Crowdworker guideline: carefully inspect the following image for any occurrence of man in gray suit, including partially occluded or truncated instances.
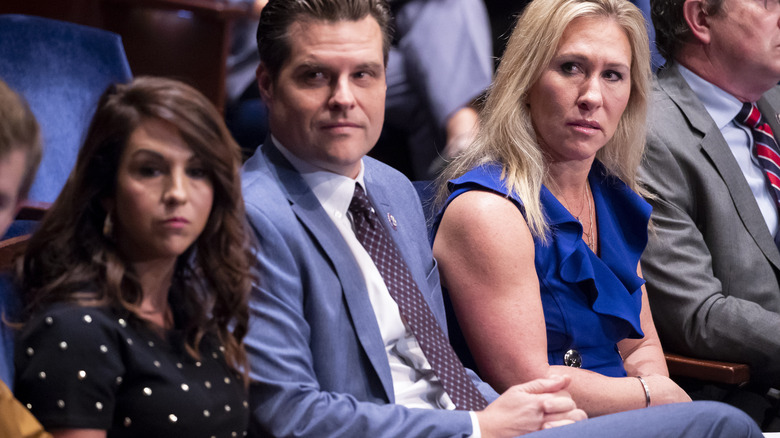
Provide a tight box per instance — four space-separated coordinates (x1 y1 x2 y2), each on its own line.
639 0 780 426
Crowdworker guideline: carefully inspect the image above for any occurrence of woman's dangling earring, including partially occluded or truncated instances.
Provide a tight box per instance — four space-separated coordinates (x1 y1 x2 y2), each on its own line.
103 212 114 238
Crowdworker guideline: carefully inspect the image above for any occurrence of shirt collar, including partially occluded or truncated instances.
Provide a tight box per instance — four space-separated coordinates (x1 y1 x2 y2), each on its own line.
272 135 367 217
677 64 746 130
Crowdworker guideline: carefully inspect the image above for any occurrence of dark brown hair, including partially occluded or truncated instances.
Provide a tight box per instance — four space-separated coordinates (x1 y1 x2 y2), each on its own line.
256 0 393 81
651 0 724 61
19 77 254 380
0 79 42 200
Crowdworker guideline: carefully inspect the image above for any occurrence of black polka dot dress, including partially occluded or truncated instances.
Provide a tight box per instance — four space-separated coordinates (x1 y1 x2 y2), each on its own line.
14 303 248 437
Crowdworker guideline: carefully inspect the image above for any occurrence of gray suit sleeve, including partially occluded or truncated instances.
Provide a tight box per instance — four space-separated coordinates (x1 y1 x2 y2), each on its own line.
640 130 780 383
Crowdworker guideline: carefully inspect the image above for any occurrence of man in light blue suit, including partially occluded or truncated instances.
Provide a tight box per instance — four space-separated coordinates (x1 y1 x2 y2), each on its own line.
241 0 763 436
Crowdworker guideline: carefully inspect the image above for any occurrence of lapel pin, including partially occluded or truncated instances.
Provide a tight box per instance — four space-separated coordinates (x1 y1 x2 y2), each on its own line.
387 213 397 230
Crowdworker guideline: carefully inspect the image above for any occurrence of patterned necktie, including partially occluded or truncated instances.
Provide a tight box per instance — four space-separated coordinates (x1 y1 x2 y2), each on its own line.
348 184 487 411
737 102 780 246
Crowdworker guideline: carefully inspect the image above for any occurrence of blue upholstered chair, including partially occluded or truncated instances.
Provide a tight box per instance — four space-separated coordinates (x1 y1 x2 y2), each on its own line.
412 180 437 236
0 14 132 387
0 14 132 205
0 236 27 388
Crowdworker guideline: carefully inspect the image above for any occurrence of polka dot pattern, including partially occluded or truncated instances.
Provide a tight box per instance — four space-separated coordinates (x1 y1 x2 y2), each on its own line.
14 304 249 436
349 185 487 410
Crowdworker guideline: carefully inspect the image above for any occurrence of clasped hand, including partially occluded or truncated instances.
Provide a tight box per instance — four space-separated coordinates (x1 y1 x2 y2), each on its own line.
477 374 587 438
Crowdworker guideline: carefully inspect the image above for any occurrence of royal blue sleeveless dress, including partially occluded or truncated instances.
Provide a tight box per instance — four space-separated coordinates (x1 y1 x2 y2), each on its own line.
432 161 651 377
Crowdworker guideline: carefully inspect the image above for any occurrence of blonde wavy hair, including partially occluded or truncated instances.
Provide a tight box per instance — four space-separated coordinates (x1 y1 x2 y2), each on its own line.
437 0 651 241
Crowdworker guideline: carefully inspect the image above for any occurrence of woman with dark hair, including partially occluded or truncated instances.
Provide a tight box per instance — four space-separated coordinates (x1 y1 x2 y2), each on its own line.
14 77 254 437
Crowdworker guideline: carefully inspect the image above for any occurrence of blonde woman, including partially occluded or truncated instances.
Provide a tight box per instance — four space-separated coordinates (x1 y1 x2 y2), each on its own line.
432 0 690 417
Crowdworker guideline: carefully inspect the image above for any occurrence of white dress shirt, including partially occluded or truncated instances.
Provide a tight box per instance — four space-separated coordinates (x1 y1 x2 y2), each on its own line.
679 65 779 236
272 137 481 436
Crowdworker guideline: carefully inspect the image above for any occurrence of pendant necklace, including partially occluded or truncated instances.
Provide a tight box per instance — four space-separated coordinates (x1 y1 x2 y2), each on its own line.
581 184 595 252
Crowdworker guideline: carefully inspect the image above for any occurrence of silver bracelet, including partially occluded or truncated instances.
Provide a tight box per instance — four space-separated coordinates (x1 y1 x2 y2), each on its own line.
636 376 651 408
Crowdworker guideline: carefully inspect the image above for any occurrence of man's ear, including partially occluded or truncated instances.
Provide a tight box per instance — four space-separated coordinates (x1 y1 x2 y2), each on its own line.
256 63 274 104
682 0 713 45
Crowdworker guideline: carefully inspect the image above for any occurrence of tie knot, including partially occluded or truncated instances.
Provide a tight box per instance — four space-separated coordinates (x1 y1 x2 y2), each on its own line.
737 102 762 129
349 184 374 220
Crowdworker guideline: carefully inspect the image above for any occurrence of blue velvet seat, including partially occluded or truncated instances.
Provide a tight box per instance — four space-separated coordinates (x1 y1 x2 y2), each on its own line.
0 14 132 206
0 14 132 387
412 180 437 235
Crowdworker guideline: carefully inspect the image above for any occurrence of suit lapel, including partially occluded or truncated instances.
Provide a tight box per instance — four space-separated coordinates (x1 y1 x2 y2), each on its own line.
659 66 780 269
362 168 449 335
363 168 426 299
362 170 400 255
263 144 396 402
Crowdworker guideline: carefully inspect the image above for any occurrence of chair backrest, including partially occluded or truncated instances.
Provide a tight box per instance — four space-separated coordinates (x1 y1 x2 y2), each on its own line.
0 234 29 388
0 14 132 204
0 204 46 387
412 180 438 236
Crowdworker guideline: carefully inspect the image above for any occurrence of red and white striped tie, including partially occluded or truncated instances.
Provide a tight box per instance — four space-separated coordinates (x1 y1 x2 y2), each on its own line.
737 102 780 246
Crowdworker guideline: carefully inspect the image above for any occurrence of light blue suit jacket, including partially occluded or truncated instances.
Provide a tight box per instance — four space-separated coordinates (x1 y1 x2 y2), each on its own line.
241 141 498 437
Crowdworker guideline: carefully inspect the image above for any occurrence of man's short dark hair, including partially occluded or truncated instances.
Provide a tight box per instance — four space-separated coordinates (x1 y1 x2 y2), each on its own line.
652 0 724 61
0 79 41 200
256 0 393 81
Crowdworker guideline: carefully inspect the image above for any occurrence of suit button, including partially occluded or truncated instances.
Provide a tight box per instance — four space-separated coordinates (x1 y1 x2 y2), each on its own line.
564 349 582 368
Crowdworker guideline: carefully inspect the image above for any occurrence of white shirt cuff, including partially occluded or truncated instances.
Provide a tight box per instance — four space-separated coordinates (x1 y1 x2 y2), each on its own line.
468 411 482 438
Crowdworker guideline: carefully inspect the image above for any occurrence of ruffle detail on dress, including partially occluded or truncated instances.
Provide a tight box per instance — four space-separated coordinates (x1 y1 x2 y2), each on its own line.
443 161 650 340
540 164 650 339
